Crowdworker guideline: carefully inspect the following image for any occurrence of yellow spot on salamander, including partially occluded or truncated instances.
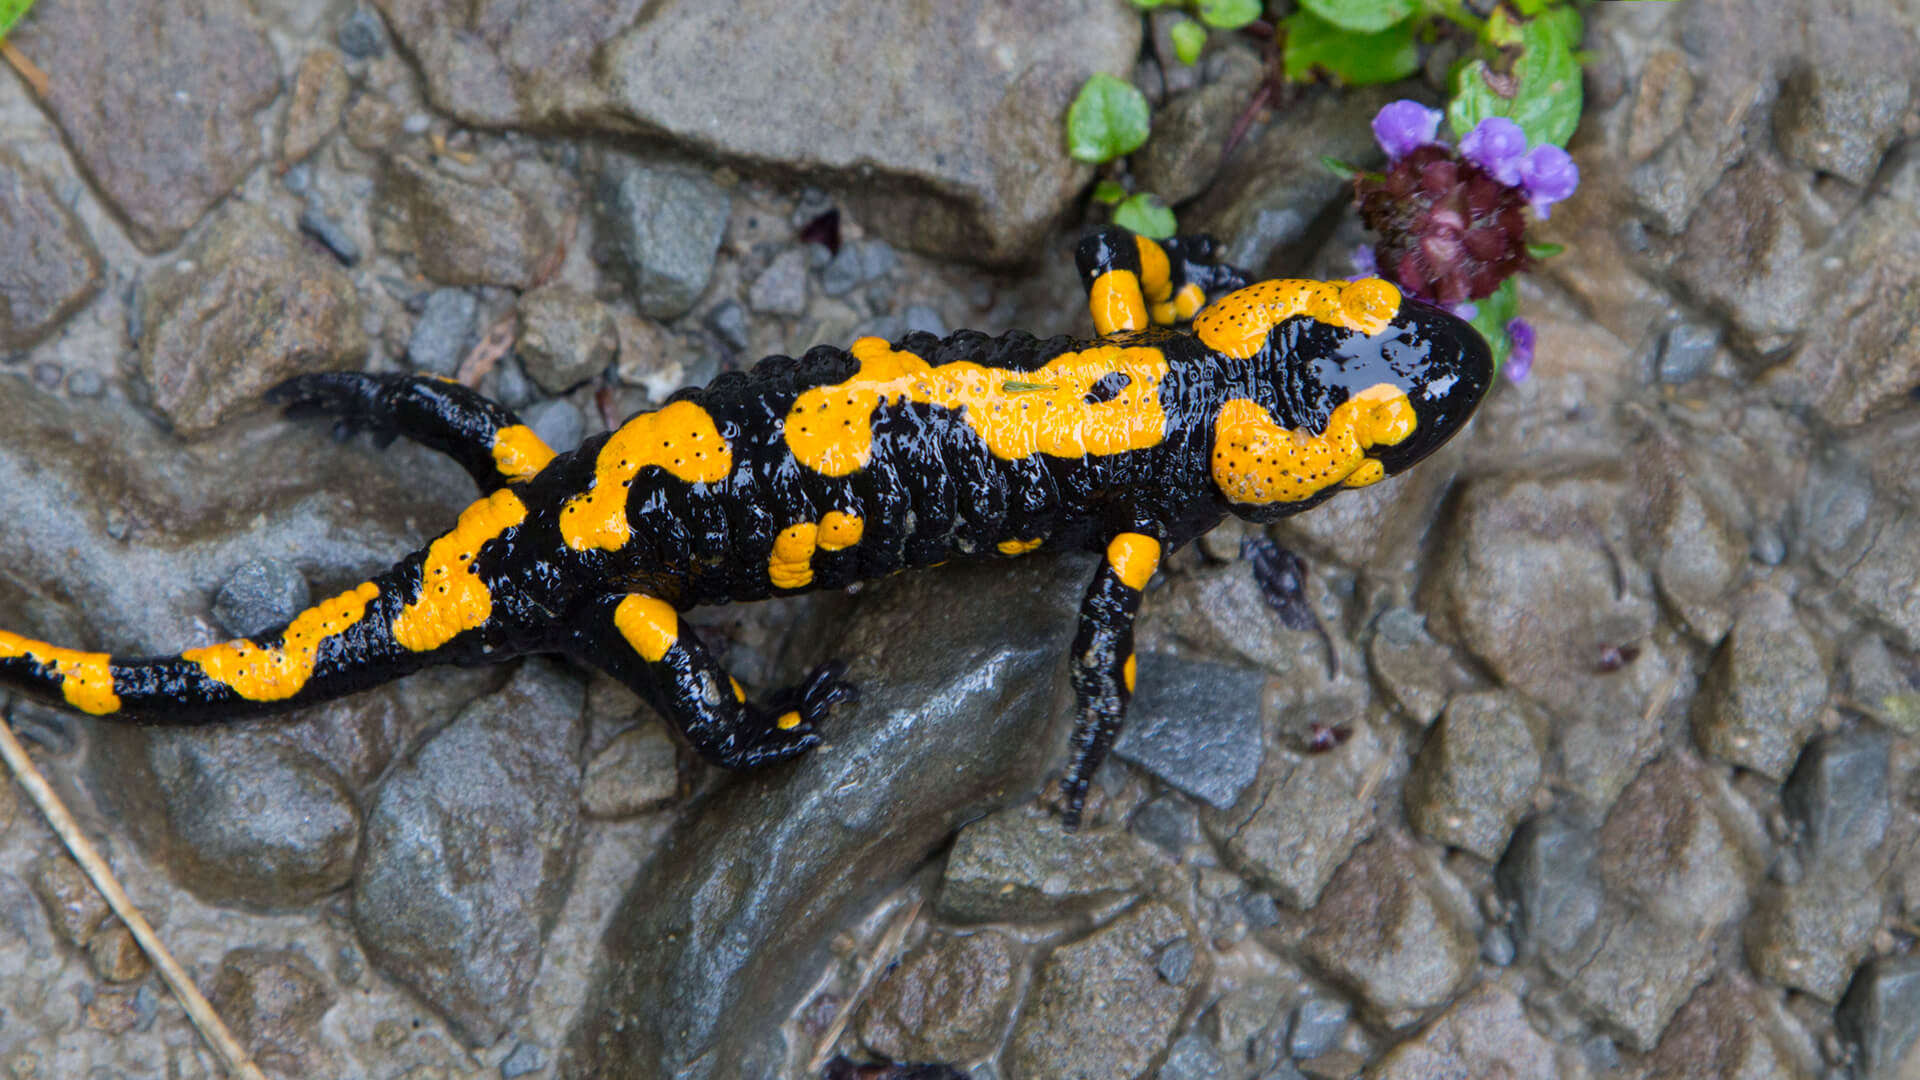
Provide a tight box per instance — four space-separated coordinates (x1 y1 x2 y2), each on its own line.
817 512 864 552
561 400 733 552
997 537 1043 556
1194 277 1402 359
1123 653 1137 694
0 632 120 714
1135 235 1172 304
184 582 381 702
1106 533 1161 592
1089 269 1149 335
1173 282 1206 321
769 523 820 589
490 424 556 482
1210 383 1416 505
775 711 802 731
391 489 527 652
729 676 746 702
613 595 679 663
785 338 1168 477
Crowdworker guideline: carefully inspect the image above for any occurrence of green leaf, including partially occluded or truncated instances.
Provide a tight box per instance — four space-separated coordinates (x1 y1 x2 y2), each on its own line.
1128 0 1173 8
1113 193 1177 239
1092 179 1129 205
0 0 35 38
1197 0 1263 30
1282 10 1421 85
1299 0 1415 34
1511 0 1553 15
1448 8 1584 147
1466 278 1519 375
1171 18 1208 65
1066 73 1152 164
1526 242 1566 259
1321 155 1359 179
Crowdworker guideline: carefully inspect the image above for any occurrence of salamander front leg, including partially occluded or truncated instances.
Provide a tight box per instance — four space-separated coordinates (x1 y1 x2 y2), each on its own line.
1060 532 1162 828
268 372 556 491
569 593 857 769
1073 227 1255 335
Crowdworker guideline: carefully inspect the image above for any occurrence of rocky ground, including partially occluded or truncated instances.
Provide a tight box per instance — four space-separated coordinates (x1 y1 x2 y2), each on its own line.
1 0 1919 1078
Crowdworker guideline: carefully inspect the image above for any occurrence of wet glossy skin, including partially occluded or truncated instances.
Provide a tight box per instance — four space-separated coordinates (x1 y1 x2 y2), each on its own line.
0 227 1492 825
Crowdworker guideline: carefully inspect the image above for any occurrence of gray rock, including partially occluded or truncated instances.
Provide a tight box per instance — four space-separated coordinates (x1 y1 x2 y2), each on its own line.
1670 156 1815 355
1596 756 1753 935
1112 652 1267 811
522 398 586 455
1784 731 1892 870
560 554 1090 1079
1367 607 1478 727
1655 322 1718 384
1368 985 1556 1080
1840 956 1920 1080
1131 795 1199 853
938 806 1163 923
579 722 678 820
1565 907 1715 1052
1480 927 1516 967
1006 901 1202 1080
1299 836 1477 1022
89 726 361 909
10 0 279 251
518 286 618 392
281 48 350 167
138 203 367 436
500 1040 547 1079
1132 44 1266 207
858 240 896 281
745 249 808 316
1287 997 1350 1060
857 930 1016 1064
0 150 103 351
1405 691 1544 861
353 660 587 1045
701 300 751 353
207 948 338 1077
212 558 313 640
1241 892 1280 930
1771 8 1915 185
1206 724 1381 910
338 5 387 58
29 853 112 947
408 288 479 376
296 201 362 266
901 304 947 338
1693 584 1828 780
377 154 557 288
1650 483 1745 645
374 0 1139 263
1642 978 1808 1080
591 156 731 320
1746 863 1885 1003
1159 1033 1225 1080
1497 816 1604 972
1845 635 1920 735
1156 939 1196 986
820 243 864 298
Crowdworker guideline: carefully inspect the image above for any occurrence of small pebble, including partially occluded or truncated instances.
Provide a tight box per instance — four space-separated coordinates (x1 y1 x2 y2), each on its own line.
1480 926 1516 966
702 300 751 352
523 398 586 455
213 558 311 639
790 188 834 227
1751 523 1787 566
1241 892 1281 930
1156 938 1196 985
1287 997 1349 1060
337 6 387 58
282 163 311 195
66 371 103 397
408 288 479 375
298 202 361 265
806 242 834 271
858 239 896 281
499 1040 546 1079
33 363 62 390
820 244 863 297
403 112 433 136
494 355 536 410
902 304 947 337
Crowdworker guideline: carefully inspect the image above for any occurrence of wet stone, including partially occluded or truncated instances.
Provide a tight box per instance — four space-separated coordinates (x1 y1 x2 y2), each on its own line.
1132 795 1200 853
1655 322 1718 384
1369 985 1556 1080
523 398 586 455
1693 584 1828 781
857 930 1016 1064
138 203 367 436
1405 691 1544 861
207 947 338 1078
1207 724 1380 910
1784 731 1892 871
1497 815 1604 973
902 305 946 338
1642 977 1803 1080
1112 652 1266 811
0 150 103 352
407 288 479 376
1670 156 1815 354
378 154 557 289
297 201 361 266
937 806 1163 923
518 286 618 393
1746 864 1884 1003
500 1040 548 1079
820 244 864 298
338 4 387 58
1299 836 1477 1022
592 155 731 320
1156 939 1196 985
29 853 110 948
579 722 679 819
1771 11 1914 185
1566 907 1715 1052
746 249 808 316
10 0 279 251
90 726 361 909
282 49 350 166
353 660 587 1045
1006 901 1202 1080
212 558 312 640
1839 955 1920 1080
1650 483 1745 645
87 923 150 984
702 299 751 353
1367 608 1477 727
1159 1033 1226 1080
1596 756 1753 935
1288 997 1350 1060
1132 44 1266 207
1480 927 1516 967
1847 635 1920 734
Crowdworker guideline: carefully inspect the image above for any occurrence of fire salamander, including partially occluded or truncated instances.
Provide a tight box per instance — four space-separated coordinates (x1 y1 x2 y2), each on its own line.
0 227 1491 825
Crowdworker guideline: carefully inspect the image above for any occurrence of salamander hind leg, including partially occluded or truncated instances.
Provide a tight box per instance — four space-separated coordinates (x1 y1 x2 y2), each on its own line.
268 372 556 491
1059 531 1162 828
570 593 858 770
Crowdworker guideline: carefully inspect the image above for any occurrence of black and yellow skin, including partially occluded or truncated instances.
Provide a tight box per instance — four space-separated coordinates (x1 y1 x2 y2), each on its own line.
0 226 1492 825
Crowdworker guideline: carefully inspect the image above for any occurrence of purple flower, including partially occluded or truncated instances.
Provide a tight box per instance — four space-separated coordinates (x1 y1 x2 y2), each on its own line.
1372 100 1444 162
1505 317 1536 382
1518 144 1580 218
1350 244 1378 277
1459 117 1527 186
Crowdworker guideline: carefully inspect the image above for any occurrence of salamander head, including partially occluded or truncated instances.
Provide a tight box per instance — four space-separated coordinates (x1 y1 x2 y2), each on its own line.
1199 277 1493 520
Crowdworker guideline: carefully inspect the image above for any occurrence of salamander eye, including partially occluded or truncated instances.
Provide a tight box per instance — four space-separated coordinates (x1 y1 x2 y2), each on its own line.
1082 371 1132 405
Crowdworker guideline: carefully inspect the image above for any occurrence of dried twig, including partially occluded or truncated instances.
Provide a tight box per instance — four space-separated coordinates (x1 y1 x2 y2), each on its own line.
456 312 517 387
1 39 49 98
0 716 266 1080
806 896 924 1073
